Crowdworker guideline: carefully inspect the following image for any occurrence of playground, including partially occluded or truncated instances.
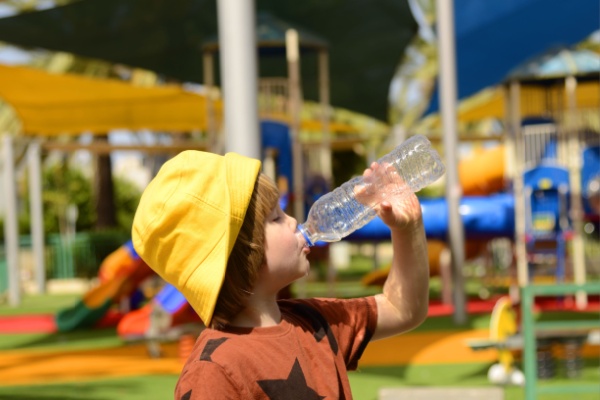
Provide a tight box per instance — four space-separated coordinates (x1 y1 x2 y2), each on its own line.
1 275 599 399
1 1 600 400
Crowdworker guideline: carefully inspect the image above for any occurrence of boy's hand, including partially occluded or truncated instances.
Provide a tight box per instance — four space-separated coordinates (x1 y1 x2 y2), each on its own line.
355 162 422 232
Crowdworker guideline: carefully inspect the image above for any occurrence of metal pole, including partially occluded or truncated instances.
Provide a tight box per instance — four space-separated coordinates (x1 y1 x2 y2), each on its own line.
436 0 466 324
520 286 537 400
217 0 260 158
3 135 21 305
28 140 46 294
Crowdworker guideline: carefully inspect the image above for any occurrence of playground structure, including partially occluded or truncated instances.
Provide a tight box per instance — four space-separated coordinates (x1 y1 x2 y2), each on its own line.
50 151 502 340
51 117 599 344
419 47 600 395
0 12 402 308
466 283 600 394
54 240 154 332
2 47 599 312
0 6 598 400
0 54 387 308
51 121 508 338
504 49 600 305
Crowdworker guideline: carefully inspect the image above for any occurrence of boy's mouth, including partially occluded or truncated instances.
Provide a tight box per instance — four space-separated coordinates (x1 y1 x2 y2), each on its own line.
295 230 307 247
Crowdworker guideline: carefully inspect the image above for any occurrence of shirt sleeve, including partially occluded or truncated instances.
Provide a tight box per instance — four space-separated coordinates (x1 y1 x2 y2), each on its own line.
175 360 245 399
299 296 378 370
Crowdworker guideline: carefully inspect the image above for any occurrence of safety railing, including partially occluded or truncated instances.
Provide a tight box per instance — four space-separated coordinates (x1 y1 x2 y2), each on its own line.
521 282 600 399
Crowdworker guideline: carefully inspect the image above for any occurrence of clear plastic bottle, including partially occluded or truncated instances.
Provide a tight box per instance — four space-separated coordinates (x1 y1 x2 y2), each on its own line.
297 134 445 246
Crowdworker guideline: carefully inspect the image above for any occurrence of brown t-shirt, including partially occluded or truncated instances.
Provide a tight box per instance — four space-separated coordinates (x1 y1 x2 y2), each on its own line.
175 296 378 399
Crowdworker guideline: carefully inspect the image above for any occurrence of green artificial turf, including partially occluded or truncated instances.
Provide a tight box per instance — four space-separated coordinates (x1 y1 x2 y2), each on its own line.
349 359 600 400
0 293 80 316
0 292 122 352
0 361 597 400
0 328 122 352
0 375 179 400
1 288 598 399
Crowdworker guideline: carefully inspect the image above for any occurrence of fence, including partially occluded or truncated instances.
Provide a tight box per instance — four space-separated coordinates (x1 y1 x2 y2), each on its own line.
0 232 129 297
521 282 600 399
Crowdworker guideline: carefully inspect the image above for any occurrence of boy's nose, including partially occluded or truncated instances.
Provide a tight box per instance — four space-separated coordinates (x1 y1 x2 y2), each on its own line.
288 214 298 225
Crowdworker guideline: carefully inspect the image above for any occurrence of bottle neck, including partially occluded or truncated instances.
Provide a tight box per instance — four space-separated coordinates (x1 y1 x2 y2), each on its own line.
296 224 317 247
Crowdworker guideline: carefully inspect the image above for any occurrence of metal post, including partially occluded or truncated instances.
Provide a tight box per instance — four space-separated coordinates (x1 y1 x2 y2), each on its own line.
436 0 466 324
520 286 537 400
217 0 260 158
2 135 20 305
28 140 46 294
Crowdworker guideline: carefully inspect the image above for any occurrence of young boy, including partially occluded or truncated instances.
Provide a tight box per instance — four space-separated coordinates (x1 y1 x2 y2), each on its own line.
132 150 429 399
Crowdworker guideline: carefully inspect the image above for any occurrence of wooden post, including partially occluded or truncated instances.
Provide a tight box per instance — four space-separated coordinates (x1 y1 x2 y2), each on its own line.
28 140 46 294
3 135 20 305
508 81 528 287
287 29 307 298
565 76 587 308
318 49 332 183
203 51 219 154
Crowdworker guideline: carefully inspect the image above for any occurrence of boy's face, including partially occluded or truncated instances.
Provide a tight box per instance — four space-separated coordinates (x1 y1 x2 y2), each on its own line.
260 204 311 293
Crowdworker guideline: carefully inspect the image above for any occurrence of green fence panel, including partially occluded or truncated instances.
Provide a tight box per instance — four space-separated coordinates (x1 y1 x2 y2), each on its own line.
0 246 6 295
46 232 130 280
521 282 600 400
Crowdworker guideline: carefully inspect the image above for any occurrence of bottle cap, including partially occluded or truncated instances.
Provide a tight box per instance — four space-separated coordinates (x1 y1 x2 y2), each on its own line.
296 224 315 247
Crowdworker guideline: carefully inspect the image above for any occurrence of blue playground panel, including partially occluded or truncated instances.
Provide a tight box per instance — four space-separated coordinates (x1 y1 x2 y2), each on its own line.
582 145 600 215
261 120 293 188
345 193 516 242
155 283 189 314
523 164 571 282
523 165 570 237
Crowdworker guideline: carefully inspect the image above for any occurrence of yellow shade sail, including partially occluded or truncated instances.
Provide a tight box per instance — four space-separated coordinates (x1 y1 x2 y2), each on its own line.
0 64 388 144
417 80 599 132
0 64 222 135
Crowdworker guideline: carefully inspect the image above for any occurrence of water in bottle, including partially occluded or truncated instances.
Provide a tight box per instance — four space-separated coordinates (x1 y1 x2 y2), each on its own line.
297 134 445 246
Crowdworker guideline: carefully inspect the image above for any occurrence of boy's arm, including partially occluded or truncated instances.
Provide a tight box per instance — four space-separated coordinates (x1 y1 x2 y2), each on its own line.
372 199 429 341
357 162 430 341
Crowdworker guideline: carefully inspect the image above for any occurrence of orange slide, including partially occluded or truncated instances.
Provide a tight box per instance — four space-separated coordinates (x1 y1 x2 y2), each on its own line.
459 145 505 196
55 241 154 332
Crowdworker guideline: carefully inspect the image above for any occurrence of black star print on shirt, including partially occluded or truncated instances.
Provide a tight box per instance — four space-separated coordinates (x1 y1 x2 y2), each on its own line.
292 302 338 354
199 337 228 361
257 358 325 400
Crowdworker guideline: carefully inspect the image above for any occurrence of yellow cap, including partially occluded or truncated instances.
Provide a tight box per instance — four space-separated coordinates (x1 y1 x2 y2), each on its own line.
132 151 261 325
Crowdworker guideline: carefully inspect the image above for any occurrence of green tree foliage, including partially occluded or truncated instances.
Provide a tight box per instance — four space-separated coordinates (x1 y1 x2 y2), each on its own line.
1 163 141 241
113 175 143 233
40 163 95 234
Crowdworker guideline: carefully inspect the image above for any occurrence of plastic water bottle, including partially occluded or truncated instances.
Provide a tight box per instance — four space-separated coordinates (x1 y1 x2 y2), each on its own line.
297 134 445 246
